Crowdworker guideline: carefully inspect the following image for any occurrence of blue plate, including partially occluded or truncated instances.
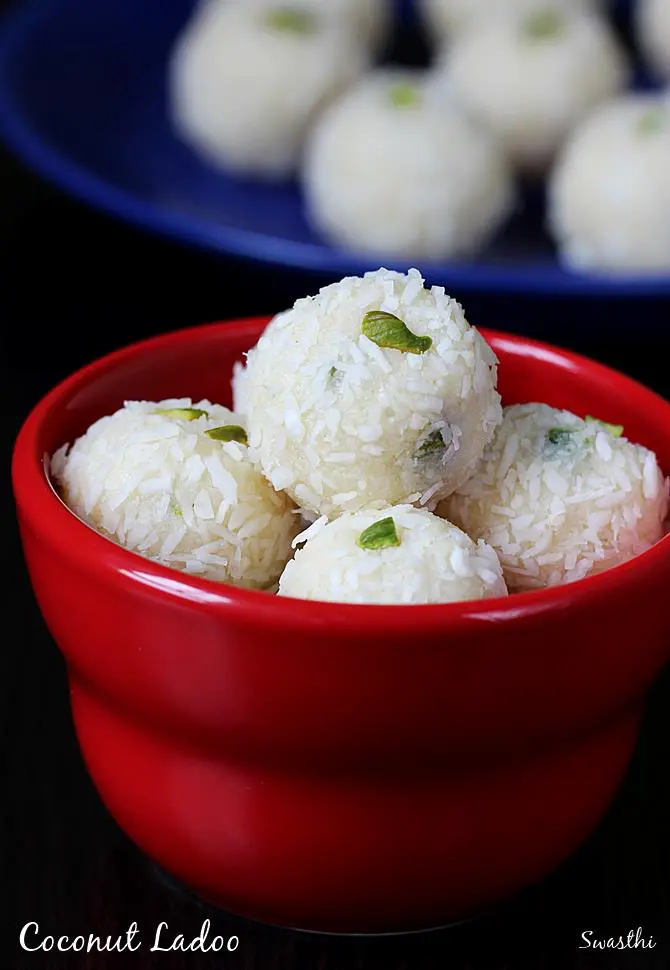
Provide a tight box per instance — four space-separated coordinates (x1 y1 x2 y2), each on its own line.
0 0 667 295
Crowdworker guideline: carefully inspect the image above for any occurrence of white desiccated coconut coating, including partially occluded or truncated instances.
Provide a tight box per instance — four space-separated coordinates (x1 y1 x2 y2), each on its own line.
435 8 628 174
169 0 369 180
441 404 669 591
278 505 508 604
419 0 601 43
636 0 670 80
548 93 670 274
50 399 300 589
236 269 503 518
303 70 515 261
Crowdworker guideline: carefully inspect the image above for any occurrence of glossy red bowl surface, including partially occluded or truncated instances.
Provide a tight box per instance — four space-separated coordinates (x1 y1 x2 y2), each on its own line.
12 319 670 934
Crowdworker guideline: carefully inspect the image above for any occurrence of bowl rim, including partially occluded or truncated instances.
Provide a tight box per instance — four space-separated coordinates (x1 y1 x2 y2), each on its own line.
12 317 670 634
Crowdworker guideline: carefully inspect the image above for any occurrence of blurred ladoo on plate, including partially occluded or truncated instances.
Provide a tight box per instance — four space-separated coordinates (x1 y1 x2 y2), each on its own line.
170 0 370 179
303 69 515 261
433 4 629 174
0 0 668 292
549 91 670 274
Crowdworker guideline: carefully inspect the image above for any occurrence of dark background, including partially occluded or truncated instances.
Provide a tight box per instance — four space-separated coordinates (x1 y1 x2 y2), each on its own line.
2 0 670 966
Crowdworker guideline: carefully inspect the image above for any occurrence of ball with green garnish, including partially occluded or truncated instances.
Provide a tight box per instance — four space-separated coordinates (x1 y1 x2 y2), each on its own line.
303 69 514 261
234 268 502 518
549 92 670 273
50 399 300 588
278 505 507 604
170 0 369 180
433 6 628 174
441 404 669 592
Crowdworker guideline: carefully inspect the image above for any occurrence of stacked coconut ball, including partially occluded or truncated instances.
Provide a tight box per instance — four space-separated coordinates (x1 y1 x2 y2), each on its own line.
52 270 668 604
236 269 667 602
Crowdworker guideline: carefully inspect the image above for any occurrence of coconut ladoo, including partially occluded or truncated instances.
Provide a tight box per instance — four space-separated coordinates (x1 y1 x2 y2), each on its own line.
51 399 300 588
303 70 514 261
278 505 508 604
548 93 670 274
441 404 669 591
170 0 369 180
435 5 628 174
235 268 503 518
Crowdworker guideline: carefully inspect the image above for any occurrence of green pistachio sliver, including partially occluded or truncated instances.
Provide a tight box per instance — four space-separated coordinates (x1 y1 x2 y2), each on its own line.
416 429 445 459
357 517 401 551
524 9 564 40
170 498 183 518
638 108 665 135
361 311 432 356
205 425 249 445
264 7 316 34
546 427 574 446
389 82 420 110
155 407 207 422
585 416 624 438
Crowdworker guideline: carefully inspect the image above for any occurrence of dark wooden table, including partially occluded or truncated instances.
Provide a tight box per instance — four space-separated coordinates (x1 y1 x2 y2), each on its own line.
3 111 670 969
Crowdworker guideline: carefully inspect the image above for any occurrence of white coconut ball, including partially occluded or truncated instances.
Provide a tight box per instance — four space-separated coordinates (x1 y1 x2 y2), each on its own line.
50 399 300 589
170 0 369 180
236 269 503 519
636 0 670 81
419 0 601 45
441 404 669 592
303 70 515 261
278 505 508 604
435 7 629 174
548 93 670 274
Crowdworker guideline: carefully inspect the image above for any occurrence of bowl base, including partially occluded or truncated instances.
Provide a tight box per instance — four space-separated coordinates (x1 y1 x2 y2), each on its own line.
147 861 479 938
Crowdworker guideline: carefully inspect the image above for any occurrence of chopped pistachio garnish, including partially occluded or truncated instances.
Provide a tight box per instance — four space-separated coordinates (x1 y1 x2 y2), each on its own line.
205 425 248 445
155 407 207 421
170 498 183 518
357 517 401 551
585 416 624 438
389 82 420 110
638 108 665 135
416 429 445 459
362 311 432 355
264 7 316 34
546 427 574 447
524 9 564 40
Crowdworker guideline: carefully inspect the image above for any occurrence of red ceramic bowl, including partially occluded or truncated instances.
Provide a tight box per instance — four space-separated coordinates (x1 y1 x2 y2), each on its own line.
12 319 670 934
